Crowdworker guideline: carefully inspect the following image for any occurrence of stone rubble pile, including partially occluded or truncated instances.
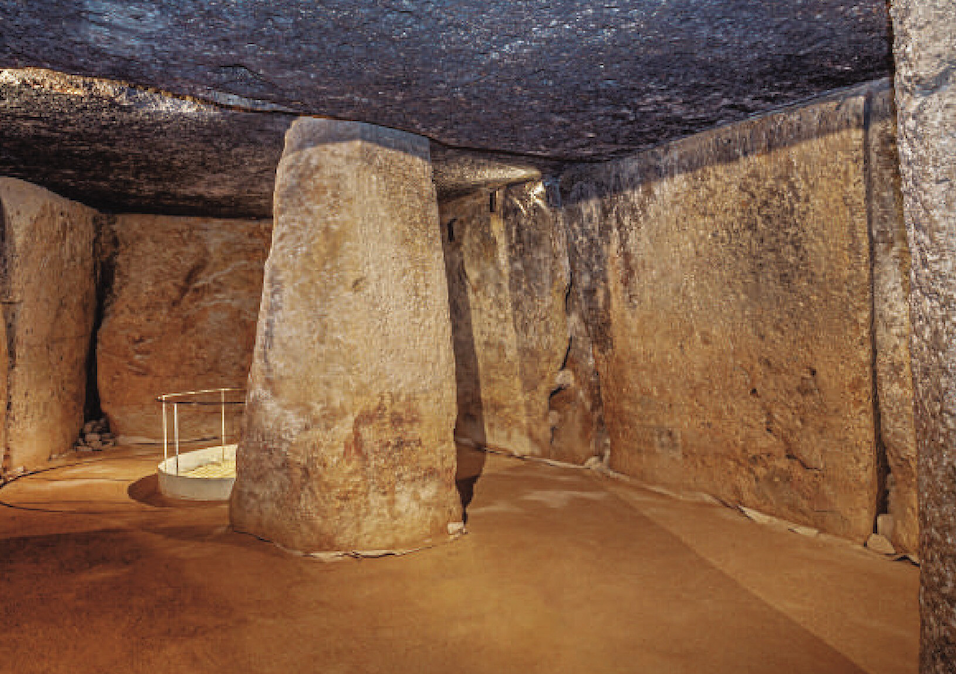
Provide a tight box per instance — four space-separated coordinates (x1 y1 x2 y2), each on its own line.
73 418 115 453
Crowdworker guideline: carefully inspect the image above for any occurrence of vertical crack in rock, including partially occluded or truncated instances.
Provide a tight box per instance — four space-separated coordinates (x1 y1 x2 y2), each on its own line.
862 89 892 529
85 213 117 422
440 178 608 464
546 180 609 464
0 195 10 478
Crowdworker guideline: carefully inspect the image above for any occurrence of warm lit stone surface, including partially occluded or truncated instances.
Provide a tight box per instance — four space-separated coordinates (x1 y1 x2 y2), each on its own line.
231 119 461 553
439 185 606 464
440 192 531 455
561 84 887 542
96 215 269 443
499 182 607 465
890 2 956 669
436 81 915 547
868 89 919 555
0 178 96 474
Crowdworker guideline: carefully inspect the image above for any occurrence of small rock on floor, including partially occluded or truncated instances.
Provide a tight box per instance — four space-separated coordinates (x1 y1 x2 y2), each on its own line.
866 533 896 555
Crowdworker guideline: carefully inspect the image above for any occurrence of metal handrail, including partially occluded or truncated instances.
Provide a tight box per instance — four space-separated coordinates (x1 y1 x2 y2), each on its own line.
155 387 245 476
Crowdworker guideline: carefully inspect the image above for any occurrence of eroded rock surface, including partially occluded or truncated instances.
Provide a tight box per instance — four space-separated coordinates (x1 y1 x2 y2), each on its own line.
440 185 606 464
231 119 461 553
561 83 890 542
97 215 270 443
0 179 96 474
868 89 919 554
890 2 956 669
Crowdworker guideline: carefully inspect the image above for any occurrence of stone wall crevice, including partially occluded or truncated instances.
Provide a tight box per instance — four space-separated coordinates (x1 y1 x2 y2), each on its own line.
865 81 919 553
862 87 892 533
0 195 11 476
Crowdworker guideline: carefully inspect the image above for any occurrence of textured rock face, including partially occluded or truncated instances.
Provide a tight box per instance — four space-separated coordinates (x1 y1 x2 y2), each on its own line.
231 119 461 553
0 179 96 474
561 83 898 542
0 68 548 219
0 68 290 219
439 185 606 463
97 215 270 443
440 193 531 455
1 2 890 159
890 2 956 670
868 90 919 554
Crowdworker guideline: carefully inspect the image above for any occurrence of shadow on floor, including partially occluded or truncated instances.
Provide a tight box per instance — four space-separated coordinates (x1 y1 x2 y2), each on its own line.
455 444 486 524
127 473 222 510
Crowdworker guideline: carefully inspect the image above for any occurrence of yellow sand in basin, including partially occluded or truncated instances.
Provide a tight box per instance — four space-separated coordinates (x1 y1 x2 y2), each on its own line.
183 458 236 479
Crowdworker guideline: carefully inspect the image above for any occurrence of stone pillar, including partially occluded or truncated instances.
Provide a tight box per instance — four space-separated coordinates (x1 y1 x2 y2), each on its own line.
890 2 956 670
230 119 462 554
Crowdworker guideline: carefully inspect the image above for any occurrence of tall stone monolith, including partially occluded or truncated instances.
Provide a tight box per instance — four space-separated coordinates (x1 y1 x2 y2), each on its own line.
230 119 462 554
890 2 956 671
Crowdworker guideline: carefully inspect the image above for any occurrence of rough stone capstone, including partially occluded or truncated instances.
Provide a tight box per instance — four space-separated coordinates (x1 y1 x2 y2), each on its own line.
0 2 892 159
0 68 549 219
0 178 96 475
560 82 892 542
890 1 956 670
96 214 270 443
230 118 462 554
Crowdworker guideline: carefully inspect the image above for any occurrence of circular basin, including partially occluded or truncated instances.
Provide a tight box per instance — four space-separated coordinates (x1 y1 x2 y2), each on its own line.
157 444 237 501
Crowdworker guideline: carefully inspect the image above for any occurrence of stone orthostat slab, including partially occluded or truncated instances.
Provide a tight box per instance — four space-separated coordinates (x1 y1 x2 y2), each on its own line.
890 1 956 670
230 119 461 554
0 178 96 475
560 85 885 542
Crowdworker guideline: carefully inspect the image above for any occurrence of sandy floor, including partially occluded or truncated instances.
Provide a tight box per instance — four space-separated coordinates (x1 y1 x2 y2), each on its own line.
0 445 918 674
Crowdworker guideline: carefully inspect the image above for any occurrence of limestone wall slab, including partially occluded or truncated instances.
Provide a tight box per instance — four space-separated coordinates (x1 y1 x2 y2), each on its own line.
0 178 96 474
439 184 606 464
96 215 270 443
561 85 888 542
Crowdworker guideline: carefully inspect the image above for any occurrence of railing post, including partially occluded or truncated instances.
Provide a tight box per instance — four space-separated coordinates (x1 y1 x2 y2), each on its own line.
162 398 168 465
174 402 180 476
221 388 226 463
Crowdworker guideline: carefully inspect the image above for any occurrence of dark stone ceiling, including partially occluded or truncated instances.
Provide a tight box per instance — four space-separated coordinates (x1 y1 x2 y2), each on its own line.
0 0 892 217
0 69 545 217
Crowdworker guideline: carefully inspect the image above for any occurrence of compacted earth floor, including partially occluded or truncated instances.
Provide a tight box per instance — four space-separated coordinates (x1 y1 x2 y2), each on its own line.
0 445 917 674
